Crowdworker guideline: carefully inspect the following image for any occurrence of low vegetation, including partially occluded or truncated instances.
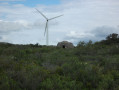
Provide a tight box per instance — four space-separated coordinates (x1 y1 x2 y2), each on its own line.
0 33 119 90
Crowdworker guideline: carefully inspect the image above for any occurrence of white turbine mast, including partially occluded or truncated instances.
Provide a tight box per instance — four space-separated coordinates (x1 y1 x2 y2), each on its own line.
35 8 63 46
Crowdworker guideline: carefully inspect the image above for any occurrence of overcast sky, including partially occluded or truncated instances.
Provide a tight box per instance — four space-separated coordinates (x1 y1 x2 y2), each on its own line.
0 0 119 45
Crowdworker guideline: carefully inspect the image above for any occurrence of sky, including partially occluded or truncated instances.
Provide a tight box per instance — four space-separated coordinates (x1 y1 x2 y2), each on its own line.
0 0 119 45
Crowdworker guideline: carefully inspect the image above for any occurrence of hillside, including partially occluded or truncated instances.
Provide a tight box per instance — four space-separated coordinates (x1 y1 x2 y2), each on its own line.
0 34 119 90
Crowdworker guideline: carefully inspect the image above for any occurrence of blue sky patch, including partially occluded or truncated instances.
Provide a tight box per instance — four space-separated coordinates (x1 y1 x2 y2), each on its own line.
0 0 61 7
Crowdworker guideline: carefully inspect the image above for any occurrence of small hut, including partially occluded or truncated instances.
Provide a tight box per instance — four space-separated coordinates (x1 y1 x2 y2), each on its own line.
57 41 74 48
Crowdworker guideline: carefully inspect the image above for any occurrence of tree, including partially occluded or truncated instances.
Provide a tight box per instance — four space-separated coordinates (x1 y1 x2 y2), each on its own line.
106 33 119 40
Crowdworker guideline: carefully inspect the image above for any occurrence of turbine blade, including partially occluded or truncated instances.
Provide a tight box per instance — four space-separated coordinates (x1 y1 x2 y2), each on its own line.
44 21 48 36
35 8 48 20
49 15 63 20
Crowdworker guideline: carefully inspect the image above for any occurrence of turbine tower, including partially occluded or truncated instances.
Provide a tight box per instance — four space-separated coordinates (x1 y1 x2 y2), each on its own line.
35 8 63 46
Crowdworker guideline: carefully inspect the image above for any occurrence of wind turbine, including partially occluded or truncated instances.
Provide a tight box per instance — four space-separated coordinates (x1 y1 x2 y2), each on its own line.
35 8 63 46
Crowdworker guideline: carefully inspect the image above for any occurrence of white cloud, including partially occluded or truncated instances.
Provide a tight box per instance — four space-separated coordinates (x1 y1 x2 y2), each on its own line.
66 31 94 39
0 36 2 39
65 26 119 45
91 26 119 37
0 0 119 45
0 20 33 34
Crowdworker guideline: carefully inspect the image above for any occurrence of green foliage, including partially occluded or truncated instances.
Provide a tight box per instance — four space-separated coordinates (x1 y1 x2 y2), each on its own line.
101 33 119 45
0 34 119 89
